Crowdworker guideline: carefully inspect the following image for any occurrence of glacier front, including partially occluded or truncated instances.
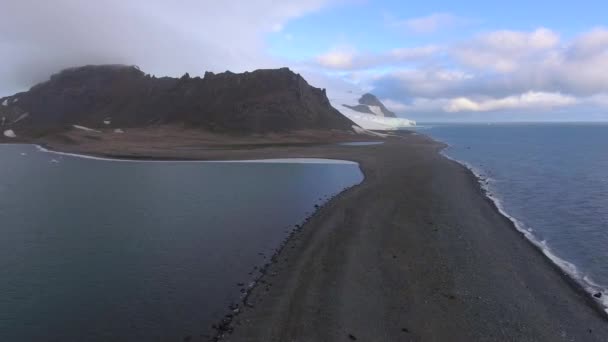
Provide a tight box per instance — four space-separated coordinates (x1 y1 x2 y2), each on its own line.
339 105 416 130
331 92 416 131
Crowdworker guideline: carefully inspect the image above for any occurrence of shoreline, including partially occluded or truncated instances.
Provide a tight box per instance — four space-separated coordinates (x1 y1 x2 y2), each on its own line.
3 133 608 340
438 149 608 318
24 137 608 317
439 151 608 319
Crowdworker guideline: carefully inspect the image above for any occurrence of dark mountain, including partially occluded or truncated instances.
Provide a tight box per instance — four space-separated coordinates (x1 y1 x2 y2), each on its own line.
343 93 397 118
0 65 355 138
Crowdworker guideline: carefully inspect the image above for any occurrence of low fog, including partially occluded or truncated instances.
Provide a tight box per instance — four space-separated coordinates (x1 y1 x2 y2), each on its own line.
0 0 329 95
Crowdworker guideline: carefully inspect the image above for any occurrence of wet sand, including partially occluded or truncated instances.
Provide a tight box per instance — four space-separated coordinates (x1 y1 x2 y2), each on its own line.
11 130 608 341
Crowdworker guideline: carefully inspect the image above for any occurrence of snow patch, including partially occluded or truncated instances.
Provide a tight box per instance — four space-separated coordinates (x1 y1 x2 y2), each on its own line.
1 99 7 106
367 105 384 117
337 101 415 130
3 129 16 138
103 119 111 125
12 113 29 124
73 125 101 133
331 92 414 131
113 128 124 133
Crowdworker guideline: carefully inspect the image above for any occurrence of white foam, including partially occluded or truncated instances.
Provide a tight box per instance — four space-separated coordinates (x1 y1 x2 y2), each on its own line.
35 145 358 165
3 129 16 138
440 147 608 315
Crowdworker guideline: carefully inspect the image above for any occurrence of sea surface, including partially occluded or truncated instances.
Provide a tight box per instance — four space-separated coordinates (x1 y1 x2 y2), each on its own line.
423 123 608 311
0 144 363 341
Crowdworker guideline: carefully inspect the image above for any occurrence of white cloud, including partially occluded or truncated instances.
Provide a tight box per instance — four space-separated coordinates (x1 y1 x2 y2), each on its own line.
363 27 608 116
0 0 333 95
316 48 357 69
315 45 440 70
444 92 578 112
453 28 560 72
567 27 608 59
380 98 408 112
389 45 441 59
399 13 460 34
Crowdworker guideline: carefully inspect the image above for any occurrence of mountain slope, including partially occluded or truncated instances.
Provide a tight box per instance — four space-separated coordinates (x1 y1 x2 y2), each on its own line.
338 93 415 130
0 65 356 138
343 93 396 118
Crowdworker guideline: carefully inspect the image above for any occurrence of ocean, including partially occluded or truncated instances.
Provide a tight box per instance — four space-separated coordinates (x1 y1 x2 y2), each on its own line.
423 123 608 312
0 144 363 341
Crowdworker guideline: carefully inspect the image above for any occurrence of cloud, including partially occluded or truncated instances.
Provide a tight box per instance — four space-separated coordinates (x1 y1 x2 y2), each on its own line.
0 0 332 95
444 92 578 112
315 45 440 70
567 27 608 59
349 27 608 115
380 98 409 112
453 28 560 72
395 13 462 34
316 48 357 69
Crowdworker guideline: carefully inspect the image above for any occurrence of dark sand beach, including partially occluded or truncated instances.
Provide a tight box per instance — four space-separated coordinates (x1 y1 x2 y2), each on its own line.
18 131 608 341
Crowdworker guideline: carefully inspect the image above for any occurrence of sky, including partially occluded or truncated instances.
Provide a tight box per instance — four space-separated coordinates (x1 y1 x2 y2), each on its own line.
1 0 607 122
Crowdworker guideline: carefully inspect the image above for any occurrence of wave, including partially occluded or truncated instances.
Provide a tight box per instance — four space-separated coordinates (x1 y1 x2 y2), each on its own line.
439 146 608 315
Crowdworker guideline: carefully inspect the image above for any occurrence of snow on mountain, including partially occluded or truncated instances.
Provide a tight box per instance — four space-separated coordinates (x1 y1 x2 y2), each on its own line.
367 105 384 117
3 129 16 138
331 92 415 131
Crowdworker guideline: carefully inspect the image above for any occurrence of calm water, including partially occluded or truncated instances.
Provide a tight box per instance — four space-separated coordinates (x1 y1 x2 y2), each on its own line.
0 144 363 341
423 123 608 310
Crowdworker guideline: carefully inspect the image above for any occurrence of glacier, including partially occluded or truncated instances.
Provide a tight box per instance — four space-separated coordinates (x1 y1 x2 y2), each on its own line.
331 94 415 131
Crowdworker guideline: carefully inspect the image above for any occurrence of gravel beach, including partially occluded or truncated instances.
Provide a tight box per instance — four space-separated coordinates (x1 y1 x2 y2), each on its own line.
19 130 608 341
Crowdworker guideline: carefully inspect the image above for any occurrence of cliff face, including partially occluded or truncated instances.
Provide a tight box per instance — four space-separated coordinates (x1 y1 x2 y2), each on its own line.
343 93 397 118
0 65 355 138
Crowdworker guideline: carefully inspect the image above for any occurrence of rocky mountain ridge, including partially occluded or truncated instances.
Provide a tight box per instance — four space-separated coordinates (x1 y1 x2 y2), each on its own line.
0 65 356 139
343 93 397 118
